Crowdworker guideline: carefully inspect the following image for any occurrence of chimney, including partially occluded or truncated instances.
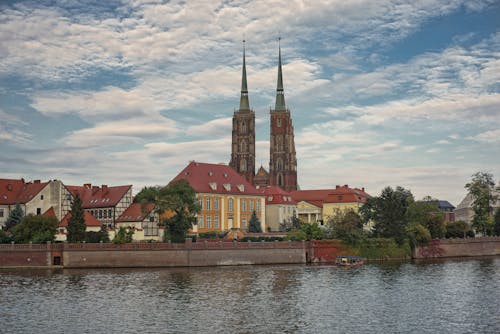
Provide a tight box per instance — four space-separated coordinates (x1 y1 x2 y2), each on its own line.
362 187 365 192
336 185 340 189
34 180 40 184
344 184 348 188
92 186 99 194
84 183 92 189
102 185 108 193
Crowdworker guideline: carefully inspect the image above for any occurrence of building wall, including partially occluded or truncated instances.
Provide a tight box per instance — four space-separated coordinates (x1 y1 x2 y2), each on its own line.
296 201 322 224
322 202 362 222
266 204 297 232
24 181 65 219
195 193 265 233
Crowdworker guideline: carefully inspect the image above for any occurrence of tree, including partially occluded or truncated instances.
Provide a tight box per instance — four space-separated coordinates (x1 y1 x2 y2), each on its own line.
279 213 301 232
156 179 201 243
406 201 445 239
326 209 365 245
465 172 498 236
360 186 414 245
112 226 134 243
12 214 58 244
286 222 324 241
4 203 24 232
133 186 162 203
406 223 431 249
248 211 262 233
67 195 86 243
493 208 500 237
445 221 473 238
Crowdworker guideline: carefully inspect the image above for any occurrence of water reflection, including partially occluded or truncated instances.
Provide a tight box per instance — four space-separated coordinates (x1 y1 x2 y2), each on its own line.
1 258 499 333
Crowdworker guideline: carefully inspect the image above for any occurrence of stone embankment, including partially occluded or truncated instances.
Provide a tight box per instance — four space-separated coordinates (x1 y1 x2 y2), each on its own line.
414 236 500 259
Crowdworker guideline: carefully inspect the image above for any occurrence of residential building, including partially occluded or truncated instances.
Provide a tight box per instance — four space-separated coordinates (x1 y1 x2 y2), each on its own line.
0 178 70 226
322 185 371 222
455 187 500 224
56 210 102 242
65 183 132 228
431 200 455 223
291 189 332 225
170 161 266 233
260 186 297 231
116 203 162 241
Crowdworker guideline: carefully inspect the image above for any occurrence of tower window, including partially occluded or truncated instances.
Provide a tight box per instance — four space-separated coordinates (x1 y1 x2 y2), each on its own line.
277 119 282 127
240 159 247 172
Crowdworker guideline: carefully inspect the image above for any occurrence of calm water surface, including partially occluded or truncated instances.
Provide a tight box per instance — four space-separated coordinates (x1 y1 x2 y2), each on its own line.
1 258 499 333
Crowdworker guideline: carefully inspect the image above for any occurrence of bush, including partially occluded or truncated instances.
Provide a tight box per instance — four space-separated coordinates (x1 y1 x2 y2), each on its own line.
0 230 13 244
406 223 431 249
198 231 219 239
351 238 411 259
85 230 110 243
112 227 134 244
445 221 472 238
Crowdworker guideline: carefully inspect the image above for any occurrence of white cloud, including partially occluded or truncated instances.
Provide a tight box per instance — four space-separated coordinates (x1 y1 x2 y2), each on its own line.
468 129 500 143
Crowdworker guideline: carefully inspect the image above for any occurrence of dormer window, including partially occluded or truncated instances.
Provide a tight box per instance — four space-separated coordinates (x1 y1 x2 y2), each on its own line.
268 196 273 201
223 184 231 191
208 172 213 176
237 184 244 192
209 182 217 191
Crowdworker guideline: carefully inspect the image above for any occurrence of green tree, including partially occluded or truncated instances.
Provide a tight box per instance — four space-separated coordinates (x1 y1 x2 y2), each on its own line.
85 229 110 243
406 201 445 239
445 221 473 238
67 195 86 243
286 222 324 241
493 208 500 237
133 186 162 203
465 172 498 236
279 213 301 232
360 186 414 245
4 203 24 232
326 209 365 245
12 214 58 244
406 223 431 249
248 211 262 233
112 226 134 243
156 179 201 243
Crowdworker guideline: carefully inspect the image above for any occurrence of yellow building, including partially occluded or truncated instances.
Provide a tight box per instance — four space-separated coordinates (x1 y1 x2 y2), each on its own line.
322 185 371 222
170 161 266 233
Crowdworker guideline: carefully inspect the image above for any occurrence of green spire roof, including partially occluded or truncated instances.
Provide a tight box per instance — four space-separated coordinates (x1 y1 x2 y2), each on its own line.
239 40 250 110
275 38 286 111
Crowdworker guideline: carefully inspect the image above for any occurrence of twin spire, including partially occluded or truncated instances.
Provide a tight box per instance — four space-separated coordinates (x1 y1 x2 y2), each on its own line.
238 39 287 112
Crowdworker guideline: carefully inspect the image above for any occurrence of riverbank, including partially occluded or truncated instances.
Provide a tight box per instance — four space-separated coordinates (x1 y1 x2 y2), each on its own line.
1 237 499 269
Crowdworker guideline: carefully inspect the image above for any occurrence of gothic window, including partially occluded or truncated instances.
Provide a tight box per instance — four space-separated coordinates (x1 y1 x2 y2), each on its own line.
277 118 282 127
240 159 247 172
276 136 283 151
278 173 284 187
276 158 283 171
241 121 247 134
240 140 247 152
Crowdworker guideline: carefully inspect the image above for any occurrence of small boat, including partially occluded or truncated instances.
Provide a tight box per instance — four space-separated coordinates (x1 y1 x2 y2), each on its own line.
335 255 364 267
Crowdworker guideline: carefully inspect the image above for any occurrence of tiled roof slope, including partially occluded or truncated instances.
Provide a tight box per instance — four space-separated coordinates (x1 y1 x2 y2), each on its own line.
170 161 262 196
42 207 57 219
117 203 155 222
65 184 132 208
260 186 297 205
324 185 371 204
60 210 101 227
0 179 48 205
290 189 332 202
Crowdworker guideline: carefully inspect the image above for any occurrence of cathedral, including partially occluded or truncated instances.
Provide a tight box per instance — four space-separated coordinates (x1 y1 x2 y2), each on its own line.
229 40 298 192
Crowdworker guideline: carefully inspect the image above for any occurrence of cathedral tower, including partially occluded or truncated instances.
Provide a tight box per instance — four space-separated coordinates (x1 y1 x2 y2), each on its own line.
269 40 297 192
229 41 256 184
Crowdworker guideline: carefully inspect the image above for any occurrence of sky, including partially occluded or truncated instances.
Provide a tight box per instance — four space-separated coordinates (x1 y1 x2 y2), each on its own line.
0 0 499 206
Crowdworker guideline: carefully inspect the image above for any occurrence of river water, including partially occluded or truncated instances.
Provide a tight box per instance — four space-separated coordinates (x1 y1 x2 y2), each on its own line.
1 258 499 334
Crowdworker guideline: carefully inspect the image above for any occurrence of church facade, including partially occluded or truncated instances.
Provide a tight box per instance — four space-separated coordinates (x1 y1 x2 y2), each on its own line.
230 41 298 192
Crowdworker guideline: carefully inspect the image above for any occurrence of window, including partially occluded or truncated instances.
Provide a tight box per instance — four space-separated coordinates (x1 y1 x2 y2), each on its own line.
206 197 211 210
242 218 247 229
0 209 4 218
228 198 233 212
241 199 246 212
198 216 203 228
36 208 41 215
214 216 219 229
109 209 112 218
198 198 203 209
99 210 103 219
256 200 260 212
214 198 219 210
150 216 155 222
103 210 107 218
277 118 282 127
143 221 158 236
250 200 254 211
240 159 247 172
40 195 44 200
206 216 211 229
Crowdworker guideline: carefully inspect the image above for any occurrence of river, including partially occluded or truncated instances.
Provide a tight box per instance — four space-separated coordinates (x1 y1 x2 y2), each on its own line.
1 257 499 333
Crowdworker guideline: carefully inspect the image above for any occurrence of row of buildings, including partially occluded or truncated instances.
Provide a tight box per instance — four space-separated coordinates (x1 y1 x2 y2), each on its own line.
0 160 376 241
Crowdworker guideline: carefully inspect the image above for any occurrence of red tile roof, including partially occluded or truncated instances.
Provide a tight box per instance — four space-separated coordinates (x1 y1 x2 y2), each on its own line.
324 185 371 204
291 189 333 202
0 178 48 205
117 203 155 222
42 207 57 219
260 186 297 205
170 161 263 196
65 184 132 208
59 210 101 227
304 200 324 208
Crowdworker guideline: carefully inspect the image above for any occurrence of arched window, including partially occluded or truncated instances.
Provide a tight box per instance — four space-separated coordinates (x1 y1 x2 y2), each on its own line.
240 140 247 152
240 159 247 172
241 121 247 134
276 158 283 171
278 173 284 187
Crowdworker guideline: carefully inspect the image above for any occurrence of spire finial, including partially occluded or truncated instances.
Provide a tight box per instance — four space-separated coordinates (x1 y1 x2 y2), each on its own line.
239 38 250 110
275 36 286 111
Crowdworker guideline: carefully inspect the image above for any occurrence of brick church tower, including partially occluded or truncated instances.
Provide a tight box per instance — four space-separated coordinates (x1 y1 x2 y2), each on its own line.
269 40 297 192
229 41 255 184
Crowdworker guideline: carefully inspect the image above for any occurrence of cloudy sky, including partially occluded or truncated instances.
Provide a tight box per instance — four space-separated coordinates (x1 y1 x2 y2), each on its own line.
1 0 499 205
